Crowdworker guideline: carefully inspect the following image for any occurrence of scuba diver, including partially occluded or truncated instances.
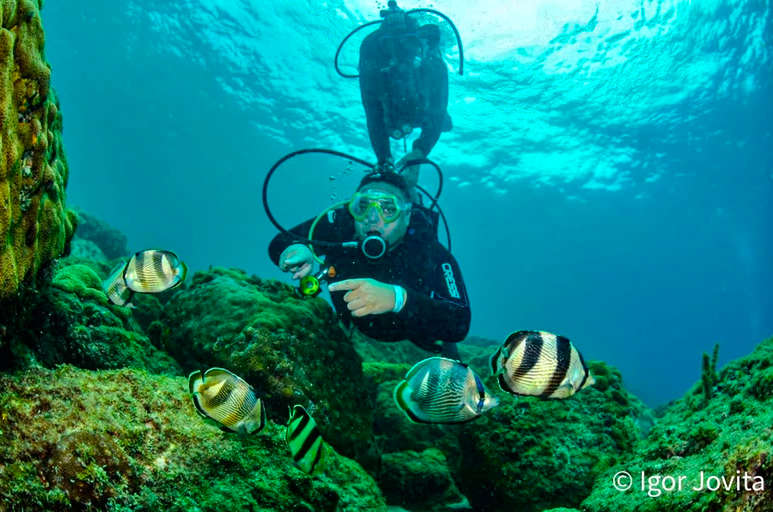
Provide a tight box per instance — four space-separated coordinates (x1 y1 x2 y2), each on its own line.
267 166 469 360
358 1 454 193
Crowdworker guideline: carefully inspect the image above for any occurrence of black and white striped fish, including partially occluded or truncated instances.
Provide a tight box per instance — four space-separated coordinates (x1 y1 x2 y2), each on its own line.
188 368 266 435
393 357 499 424
490 330 595 399
102 260 134 307
123 249 187 294
286 405 328 478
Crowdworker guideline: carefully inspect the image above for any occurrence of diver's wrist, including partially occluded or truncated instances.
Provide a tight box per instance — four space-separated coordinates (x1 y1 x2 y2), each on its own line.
392 285 406 313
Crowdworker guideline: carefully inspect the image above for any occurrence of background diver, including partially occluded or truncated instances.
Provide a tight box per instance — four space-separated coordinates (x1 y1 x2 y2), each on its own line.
358 1 453 194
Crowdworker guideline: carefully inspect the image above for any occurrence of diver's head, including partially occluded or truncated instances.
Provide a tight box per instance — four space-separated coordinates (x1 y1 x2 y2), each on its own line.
418 24 441 49
351 171 413 252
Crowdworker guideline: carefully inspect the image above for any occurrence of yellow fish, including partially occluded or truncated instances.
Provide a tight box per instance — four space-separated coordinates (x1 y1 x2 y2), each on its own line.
102 260 133 307
124 249 187 294
188 368 266 435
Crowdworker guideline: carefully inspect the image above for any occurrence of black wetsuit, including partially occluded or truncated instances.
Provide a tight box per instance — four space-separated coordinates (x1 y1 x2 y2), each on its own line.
268 207 470 352
359 24 449 165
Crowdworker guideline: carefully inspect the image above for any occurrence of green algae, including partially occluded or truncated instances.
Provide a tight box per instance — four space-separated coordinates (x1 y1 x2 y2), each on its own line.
580 336 773 512
455 359 648 512
163 267 375 466
0 366 386 512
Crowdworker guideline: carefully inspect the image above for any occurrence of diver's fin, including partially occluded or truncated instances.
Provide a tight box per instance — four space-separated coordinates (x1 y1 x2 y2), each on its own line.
442 113 453 132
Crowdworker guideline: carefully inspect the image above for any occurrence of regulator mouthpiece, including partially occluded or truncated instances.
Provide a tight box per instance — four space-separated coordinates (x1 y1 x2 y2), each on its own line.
362 234 387 260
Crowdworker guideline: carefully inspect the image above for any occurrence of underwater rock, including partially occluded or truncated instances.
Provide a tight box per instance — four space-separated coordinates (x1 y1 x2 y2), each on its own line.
70 207 128 260
68 237 107 261
378 448 467 512
581 336 773 512
456 360 648 512
0 365 386 511
0 0 77 299
3 261 179 374
162 267 375 464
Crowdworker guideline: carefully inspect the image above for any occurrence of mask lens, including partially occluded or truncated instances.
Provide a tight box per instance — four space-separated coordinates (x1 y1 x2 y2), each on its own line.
349 193 404 223
377 198 398 220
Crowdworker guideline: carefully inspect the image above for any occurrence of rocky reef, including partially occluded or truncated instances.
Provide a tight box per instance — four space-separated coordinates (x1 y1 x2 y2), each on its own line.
0 0 77 300
0 365 386 511
159 266 376 465
1 206 772 512
580 338 773 512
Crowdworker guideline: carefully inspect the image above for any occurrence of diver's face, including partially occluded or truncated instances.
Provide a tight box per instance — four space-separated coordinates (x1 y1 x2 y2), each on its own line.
353 184 411 249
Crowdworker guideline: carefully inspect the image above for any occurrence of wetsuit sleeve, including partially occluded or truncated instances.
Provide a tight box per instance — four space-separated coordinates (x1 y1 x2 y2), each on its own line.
268 211 345 266
396 245 471 344
413 57 448 157
359 33 392 163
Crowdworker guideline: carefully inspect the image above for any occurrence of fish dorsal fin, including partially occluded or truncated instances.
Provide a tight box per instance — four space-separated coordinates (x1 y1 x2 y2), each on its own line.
204 368 237 381
403 357 437 381
502 330 533 354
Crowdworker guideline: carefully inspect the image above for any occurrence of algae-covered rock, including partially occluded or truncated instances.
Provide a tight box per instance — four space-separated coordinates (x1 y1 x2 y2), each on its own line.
378 449 467 512
70 207 128 260
6 262 180 375
162 267 375 463
581 337 773 512
456 360 647 512
68 237 107 261
0 0 76 299
0 365 386 511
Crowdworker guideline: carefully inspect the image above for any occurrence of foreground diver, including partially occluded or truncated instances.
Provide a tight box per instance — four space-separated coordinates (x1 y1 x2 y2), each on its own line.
359 1 452 190
268 169 469 359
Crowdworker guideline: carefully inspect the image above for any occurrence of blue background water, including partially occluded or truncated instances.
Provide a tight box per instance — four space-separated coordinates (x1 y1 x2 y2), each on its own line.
42 0 772 407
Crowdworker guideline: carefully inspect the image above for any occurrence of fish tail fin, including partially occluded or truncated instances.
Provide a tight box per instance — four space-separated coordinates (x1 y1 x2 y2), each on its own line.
246 398 267 435
179 261 189 282
188 370 203 394
393 381 410 413
489 347 501 377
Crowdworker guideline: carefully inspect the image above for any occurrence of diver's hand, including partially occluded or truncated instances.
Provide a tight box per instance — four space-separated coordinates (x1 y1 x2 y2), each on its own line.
279 244 314 280
329 278 406 317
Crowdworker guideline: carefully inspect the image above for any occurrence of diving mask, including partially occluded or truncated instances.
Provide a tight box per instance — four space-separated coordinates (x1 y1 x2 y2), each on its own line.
349 191 411 224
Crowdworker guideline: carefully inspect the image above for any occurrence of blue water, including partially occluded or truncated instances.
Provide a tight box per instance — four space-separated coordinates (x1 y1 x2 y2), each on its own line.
43 0 772 407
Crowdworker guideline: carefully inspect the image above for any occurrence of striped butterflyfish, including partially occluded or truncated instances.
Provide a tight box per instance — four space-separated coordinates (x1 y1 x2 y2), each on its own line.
393 357 499 424
489 330 595 399
123 249 188 294
188 368 266 435
286 405 328 478
102 260 133 306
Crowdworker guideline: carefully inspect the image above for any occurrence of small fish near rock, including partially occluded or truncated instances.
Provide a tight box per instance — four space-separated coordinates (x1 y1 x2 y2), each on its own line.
394 357 499 424
489 330 595 399
102 260 134 307
188 367 266 435
123 249 188 294
286 405 329 478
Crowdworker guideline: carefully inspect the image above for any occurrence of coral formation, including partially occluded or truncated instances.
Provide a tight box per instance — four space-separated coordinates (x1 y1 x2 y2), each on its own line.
580 336 773 512
701 342 720 401
0 365 386 511
2 208 771 512
162 267 376 465
3 259 180 375
0 0 77 299
455 360 648 512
